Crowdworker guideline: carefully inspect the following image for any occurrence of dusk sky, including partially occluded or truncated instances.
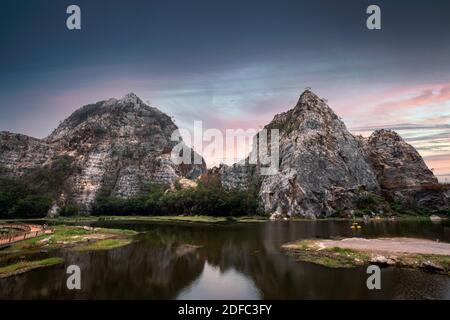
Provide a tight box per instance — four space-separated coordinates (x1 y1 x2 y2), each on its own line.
1 0 450 180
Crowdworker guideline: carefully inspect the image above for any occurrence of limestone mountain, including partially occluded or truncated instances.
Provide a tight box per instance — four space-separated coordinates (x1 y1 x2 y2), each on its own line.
0 90 447 218
210 90 447 217
0 93 206 213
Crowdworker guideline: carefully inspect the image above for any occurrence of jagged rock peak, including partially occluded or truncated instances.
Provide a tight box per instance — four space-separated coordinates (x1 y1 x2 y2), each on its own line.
363 128 438 188
47 93 163 142
119 92 143 105
296 89 322 106
369 129 403 142
293 89 336 117
266 89 342 136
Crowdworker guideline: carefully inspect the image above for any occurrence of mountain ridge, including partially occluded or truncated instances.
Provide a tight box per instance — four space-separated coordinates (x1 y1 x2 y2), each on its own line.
0 93 206 214
0 90 448 217
207 90 448 217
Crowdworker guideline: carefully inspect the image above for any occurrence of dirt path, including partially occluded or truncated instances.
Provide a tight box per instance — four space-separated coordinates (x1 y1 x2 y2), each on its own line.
316 237 450 256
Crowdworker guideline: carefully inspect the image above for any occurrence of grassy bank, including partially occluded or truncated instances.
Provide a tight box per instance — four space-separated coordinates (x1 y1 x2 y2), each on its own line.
282 239 450 275
3 225 138 253
73 238 133 251
1 214 442 226
49 215 268 224
282 240 371 268
0 257 63 278
0 225 137 278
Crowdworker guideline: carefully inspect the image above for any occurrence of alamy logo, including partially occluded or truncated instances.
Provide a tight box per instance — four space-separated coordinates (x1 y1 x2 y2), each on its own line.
66 265 81 290
170 122 280 175
66 5 81 30
366 265 381 290
366 5 381 30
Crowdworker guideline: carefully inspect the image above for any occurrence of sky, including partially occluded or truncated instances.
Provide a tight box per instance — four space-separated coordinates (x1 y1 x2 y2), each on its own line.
1 0 450 180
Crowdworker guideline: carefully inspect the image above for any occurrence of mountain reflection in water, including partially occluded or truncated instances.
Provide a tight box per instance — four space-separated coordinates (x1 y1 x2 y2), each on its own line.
0 220 449 299
177 263 259 300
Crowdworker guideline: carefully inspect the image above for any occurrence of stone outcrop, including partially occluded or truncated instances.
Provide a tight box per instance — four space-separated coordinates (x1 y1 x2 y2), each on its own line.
0 93 206 212
258 91 380 217
0 132 54 178
209 90 446 217
363 129 447 208
363 129 437 189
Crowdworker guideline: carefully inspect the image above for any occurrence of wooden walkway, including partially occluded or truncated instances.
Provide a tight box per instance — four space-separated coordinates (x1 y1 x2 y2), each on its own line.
0 224 52 248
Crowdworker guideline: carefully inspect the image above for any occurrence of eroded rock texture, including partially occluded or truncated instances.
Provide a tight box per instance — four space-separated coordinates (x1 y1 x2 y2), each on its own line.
1 90 446 217
363 129 446 208
0 93 206 212
210 90 446 217
0 132 54 177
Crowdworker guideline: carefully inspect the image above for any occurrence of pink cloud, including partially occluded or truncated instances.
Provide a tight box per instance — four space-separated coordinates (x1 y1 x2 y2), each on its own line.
423 153 450 180
375 85 450 114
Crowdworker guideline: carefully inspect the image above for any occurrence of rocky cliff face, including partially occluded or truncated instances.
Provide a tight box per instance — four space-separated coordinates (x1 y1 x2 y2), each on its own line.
1 90 445 217
0 132 54 177
259 91 380 217
0 93 206 212
211 90 446 217
363 129 447 208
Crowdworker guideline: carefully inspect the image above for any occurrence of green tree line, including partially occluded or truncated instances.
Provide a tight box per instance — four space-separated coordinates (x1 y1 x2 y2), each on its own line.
91 181 259 217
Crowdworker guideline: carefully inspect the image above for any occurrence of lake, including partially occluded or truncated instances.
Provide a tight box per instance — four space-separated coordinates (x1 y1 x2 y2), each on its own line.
1 220 449 299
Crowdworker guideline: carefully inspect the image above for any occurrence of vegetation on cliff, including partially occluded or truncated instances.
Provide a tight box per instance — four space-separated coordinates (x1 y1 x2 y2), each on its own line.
0 156 77 219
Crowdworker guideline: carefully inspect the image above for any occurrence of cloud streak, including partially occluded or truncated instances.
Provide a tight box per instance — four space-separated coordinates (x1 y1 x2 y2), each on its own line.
374 85 450 114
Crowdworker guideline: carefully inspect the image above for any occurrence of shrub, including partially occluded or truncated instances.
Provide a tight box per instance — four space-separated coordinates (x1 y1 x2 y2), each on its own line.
355 191 382 211
91 196 147 216
11 195 53 218
24 155 76 195
0 179 35 218
144 183 168 214
59 204 80 217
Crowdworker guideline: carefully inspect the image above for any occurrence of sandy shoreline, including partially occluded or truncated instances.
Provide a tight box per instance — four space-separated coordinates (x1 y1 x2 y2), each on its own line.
282 237 450 274
311 237 450 256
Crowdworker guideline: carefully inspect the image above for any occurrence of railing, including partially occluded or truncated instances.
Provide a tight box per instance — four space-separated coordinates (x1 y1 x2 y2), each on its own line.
0 224 51 247
0 224 30 239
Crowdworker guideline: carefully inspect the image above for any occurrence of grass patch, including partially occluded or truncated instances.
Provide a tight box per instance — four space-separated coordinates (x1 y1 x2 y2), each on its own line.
50 215 268 224
283 240 370 268
403 254 450 272
0 257 63 278
73 239 132 251
235 216 267 223
282 239 450 274
4 225 137 253
95 227 138 236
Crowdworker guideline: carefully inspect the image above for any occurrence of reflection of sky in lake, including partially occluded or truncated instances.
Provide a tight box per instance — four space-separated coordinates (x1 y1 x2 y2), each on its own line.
177 263 260 300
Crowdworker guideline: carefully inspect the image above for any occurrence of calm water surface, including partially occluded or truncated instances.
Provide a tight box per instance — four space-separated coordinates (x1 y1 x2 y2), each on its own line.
0 220 449 299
